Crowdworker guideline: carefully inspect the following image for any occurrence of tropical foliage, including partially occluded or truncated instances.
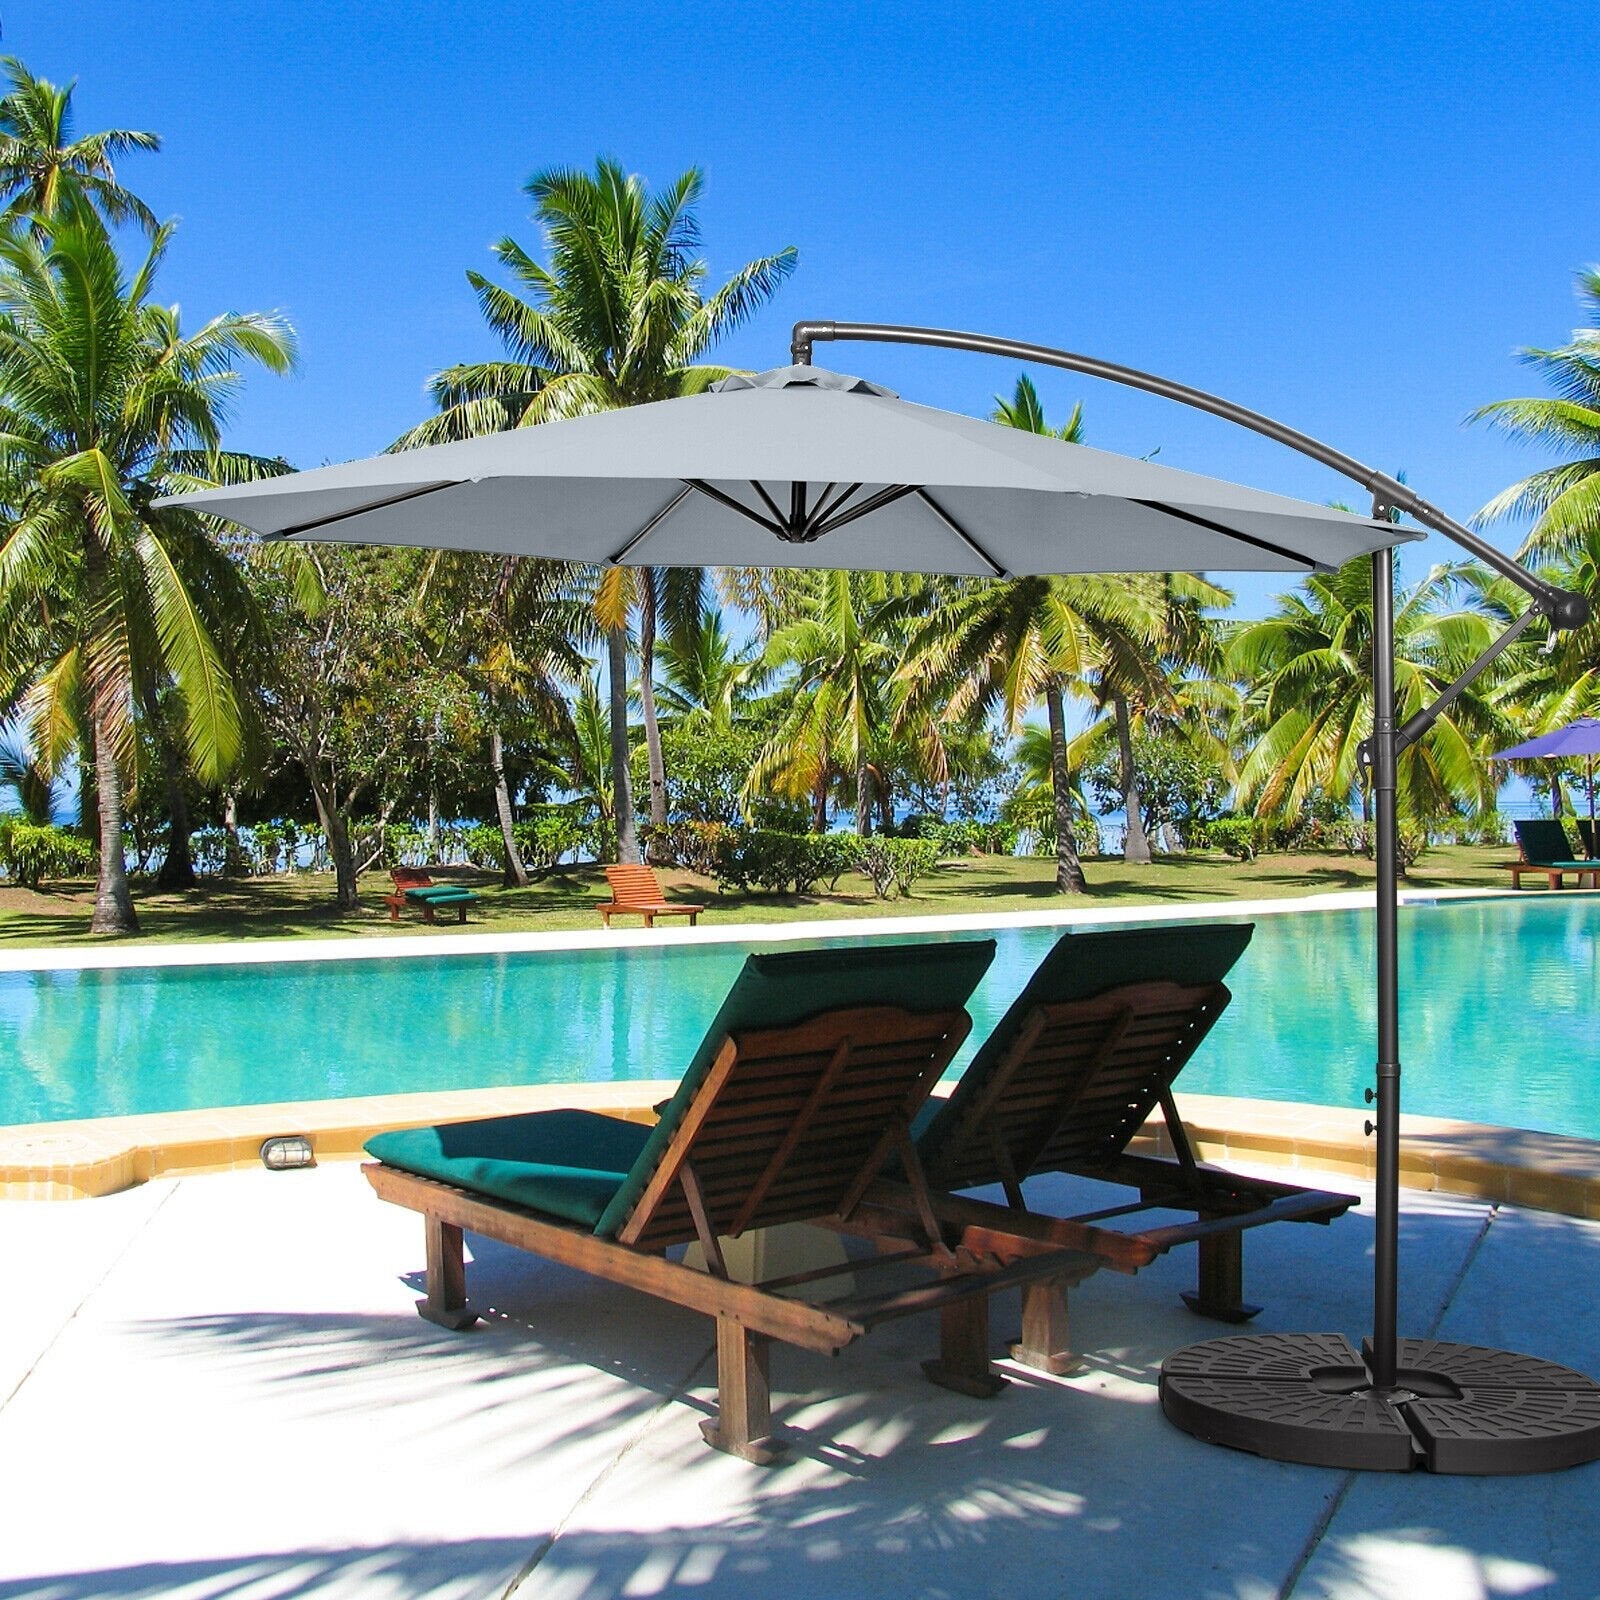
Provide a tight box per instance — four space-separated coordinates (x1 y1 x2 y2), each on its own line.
0 54 1595 933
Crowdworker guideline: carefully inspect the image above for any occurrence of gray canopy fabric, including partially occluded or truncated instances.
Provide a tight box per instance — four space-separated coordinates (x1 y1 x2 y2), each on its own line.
158 364 1418 577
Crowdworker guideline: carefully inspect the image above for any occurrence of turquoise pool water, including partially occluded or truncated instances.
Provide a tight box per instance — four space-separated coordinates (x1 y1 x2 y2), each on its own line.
2 898 1597 1136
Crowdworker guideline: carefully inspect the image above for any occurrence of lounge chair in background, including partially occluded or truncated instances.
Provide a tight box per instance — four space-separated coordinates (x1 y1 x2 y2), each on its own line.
363 941 1105 1462
911 923 1356 1375
385 866 480 924
1576 819 1598 859
596 863 705 927
1502 820 1599 890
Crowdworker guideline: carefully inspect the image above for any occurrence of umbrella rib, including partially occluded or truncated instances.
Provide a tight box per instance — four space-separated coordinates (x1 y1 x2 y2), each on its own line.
1129 498 1324 571
915 489 1009 578
808 482 860 528
269 480 465 541
812 482 922 539
607 484 695 565
750 479 788 525
683 478 785 536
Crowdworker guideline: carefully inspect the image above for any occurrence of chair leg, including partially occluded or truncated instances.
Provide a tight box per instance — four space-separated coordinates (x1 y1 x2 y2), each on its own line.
700 1314 785 1463
1008 1278 1080 1375
922 1293 1007 1398
1180 1230 1262 1322
417 1216 478 1330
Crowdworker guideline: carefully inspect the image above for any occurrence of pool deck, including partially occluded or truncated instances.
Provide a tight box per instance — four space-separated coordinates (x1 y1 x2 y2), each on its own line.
1 1157 1595 1599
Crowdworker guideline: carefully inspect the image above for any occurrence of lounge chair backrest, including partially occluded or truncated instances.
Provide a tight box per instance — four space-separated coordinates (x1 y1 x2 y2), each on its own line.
615 1001 972 1252
592 938 997 1239
917 924 1252 1189
1514 819 1578 864
605 863 667 903
1579 819 1598 858
392 865 434 888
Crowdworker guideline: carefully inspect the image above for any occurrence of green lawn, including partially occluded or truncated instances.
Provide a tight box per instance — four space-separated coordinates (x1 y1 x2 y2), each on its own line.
0 845 1525 948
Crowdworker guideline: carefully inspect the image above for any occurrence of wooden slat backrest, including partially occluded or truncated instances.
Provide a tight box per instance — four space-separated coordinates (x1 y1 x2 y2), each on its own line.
604 863 668 902
616 1003 972 1253
392 866 434 889
926 979 1230 1191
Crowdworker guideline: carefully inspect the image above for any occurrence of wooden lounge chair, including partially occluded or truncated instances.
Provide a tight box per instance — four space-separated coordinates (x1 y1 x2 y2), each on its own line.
363 941 1106 1462
385 865 479 924
596 862 705 927
910 924 1357 1375
1577 819 1598 859
1501 820 1599 890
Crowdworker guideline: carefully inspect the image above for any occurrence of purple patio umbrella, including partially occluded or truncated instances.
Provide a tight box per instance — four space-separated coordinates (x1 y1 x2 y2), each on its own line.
1493 716 1600 848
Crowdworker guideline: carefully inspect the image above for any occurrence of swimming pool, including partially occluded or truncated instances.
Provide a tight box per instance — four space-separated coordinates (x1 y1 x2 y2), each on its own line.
2 898 1596 1137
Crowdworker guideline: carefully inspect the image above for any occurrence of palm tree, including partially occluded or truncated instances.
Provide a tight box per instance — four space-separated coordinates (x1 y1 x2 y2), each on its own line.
417 553 591 885
1229 560 1513 837
0 199 294 932
901 573 1165 892
749 571 899 836
396 158 796 861
1472 268 1600 563
993 373 1084 442
655 606 767 731
0 57 159 232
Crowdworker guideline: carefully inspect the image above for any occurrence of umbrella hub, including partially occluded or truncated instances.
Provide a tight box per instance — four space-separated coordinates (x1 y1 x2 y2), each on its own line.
711 363 898 398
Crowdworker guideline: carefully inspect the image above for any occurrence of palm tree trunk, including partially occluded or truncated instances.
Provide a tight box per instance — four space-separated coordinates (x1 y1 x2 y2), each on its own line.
490 724 528 887
88 710 138 934
855 759 872 837
1045 678 1088 894
154 770 196 891
606 625 640 863
1115 696 1152 865
426 789 441 864
639 571 668 830
812 777 828 833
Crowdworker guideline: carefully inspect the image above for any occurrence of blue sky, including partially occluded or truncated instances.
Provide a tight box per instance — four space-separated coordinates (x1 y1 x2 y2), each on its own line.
17 1 1597 617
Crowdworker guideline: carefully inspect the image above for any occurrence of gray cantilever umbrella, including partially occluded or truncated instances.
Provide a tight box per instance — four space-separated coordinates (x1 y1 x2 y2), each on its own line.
157 365 1416 576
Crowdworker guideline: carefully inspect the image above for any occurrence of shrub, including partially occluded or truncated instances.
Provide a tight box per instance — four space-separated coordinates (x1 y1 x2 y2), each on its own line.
710 828 859 895
514 806 587 876
644 820 733 876
251 822 285 876
856 836 939 899
1203 817 1259 862
460 823 505 871
0 820 94 888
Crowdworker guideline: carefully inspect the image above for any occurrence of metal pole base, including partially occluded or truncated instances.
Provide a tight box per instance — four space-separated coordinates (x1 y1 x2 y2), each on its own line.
1160 1332 1600 1474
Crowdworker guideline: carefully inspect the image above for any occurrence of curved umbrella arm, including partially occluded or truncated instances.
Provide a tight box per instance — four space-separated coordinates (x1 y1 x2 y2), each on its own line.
790 319 1590 632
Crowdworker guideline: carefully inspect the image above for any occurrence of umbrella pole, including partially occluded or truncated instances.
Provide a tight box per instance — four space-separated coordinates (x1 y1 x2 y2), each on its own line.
1369 545 1401 1389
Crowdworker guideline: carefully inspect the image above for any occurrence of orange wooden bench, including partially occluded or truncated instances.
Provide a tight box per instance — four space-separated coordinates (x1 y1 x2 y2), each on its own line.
597 863 705 927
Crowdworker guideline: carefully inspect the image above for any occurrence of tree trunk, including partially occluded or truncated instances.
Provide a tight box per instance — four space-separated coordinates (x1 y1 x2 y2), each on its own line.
1045 678 1088 894
88 710 139 934
303 776 358 910
222 788 247 877
855 759 872 837
1115 696 1153 865
812 778 828 834
606 625 640 864
426 789 441 863
490 725 528 888
639 572 668 830
154 772 197 891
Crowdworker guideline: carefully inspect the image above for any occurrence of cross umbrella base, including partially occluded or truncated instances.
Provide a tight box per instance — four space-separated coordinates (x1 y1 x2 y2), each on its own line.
1159 1332 1600 1474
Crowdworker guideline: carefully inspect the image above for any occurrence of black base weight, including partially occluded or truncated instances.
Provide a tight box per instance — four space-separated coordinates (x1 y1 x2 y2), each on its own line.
1160 1332 1600 1474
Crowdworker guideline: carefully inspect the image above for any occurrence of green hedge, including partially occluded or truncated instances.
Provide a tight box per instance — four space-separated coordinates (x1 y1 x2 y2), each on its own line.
711 829 938 899
0 819 93 888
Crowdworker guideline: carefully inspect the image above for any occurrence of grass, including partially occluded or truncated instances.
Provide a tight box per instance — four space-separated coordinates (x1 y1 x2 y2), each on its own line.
0 844 1528 948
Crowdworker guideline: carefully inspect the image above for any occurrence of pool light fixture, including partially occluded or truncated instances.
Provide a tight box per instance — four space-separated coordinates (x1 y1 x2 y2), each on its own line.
260 1135 315 1171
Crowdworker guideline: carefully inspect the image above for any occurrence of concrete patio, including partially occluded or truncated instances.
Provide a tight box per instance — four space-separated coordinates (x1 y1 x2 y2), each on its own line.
1 1158 1596 1600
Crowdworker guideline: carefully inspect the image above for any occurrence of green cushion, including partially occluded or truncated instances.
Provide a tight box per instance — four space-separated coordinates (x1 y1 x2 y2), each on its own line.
404 886 479 902
915 922 1253 1172
1514 820 1583 865
364 1109 652 1228
590 938 997 1238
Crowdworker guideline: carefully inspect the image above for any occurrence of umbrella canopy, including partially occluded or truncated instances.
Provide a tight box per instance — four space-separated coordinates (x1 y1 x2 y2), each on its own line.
1492 717 1600 761
158 365 1417 577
